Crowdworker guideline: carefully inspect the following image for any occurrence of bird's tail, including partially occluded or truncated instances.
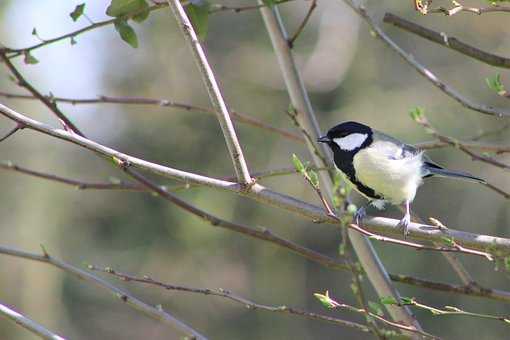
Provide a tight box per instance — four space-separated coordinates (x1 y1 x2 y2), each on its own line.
423 162 486 184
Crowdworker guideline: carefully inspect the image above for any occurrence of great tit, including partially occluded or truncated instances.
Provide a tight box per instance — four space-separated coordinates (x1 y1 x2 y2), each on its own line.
318 121 485 236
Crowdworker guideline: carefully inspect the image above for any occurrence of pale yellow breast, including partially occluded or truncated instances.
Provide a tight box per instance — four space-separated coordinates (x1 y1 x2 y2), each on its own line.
352 141 423 204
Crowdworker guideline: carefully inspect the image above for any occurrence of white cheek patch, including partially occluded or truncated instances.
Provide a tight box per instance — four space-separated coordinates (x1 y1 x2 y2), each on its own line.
333 133 368 151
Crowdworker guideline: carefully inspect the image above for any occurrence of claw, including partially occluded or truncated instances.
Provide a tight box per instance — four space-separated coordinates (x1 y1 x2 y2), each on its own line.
398 201 411 238
354 206 366 226
397 212 411 238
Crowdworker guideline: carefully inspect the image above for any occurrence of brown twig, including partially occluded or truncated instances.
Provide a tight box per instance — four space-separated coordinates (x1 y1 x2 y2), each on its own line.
342 1 510 117
390 273 510 303
428 1 510 16
299 165 495 261
314 291 440 339
384 13 510 69
0 245 206 339
87 265 377 336
0 92 304 143
287 0 318 48
0 54 84 135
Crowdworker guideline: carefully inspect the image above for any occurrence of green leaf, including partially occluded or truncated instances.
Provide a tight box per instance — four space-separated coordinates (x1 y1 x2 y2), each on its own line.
106 0 150 22
291 154 305 174
368 301 384 316
70 3 86 21
263 0 276 7
380 296 398 305
504 256 510 271
186 1 210 41
409 107 424 122
31 27 37 36
486 73 506 95
23 51 39 65
441 236 455 247
114 19 138 48
313 291 335 309
400 297 414 305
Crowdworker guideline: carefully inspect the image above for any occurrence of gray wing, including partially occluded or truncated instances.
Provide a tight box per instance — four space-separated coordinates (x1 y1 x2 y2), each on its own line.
373 130 442 167
372 131 420 159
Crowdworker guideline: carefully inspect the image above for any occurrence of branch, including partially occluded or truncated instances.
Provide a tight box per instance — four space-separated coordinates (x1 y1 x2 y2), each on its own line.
166 0 251 184
0 54 84 135
427 1 510 16
384 13 510 69
0 245 206 340
3 95 510 258
258 3 422 330
119 163 351 272
88 265 373 335
0 92 304 143
398 297 510 325
0 302 66 340
390 274 510 303
341 1 510 118
313 291 439 339
287 0 318 48
412 110 510 173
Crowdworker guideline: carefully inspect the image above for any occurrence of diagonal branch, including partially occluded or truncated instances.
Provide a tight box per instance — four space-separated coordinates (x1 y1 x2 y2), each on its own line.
341 1 510 118
89 266 372 334
258 2 422 331
0 245 207 340
0 92 304 143
0 302 66 340
0 54 84 135
166 0 252 184
383 13 510 69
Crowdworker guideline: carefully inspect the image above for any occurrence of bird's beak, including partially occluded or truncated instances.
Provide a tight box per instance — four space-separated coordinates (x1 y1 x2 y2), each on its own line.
317 135 331 143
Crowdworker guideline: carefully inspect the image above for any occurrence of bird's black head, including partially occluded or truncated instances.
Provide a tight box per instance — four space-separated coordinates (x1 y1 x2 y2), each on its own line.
317 121 373 154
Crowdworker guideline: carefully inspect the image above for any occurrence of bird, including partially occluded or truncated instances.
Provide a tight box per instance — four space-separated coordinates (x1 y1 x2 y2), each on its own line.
317 121 485 236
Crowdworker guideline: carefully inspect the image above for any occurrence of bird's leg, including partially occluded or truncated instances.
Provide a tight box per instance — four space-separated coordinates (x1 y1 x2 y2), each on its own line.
353 205 367 226
397 201 411 238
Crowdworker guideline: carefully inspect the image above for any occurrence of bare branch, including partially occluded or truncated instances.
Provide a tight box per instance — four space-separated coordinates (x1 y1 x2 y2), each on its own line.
383 13 510 69
258 3 422 330
166 0 251 184
0 302 66 340
390 273 510 303
88 265 373 334
427 2 510 16
0 92 304 143
287 0 318 48
341 1 510 118
2 103 510 256
0 245 206 340
0 54 84 135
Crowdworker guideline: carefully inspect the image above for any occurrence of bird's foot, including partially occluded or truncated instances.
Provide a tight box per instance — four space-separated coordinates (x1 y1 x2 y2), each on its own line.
353 206 366 226
397 212 411 238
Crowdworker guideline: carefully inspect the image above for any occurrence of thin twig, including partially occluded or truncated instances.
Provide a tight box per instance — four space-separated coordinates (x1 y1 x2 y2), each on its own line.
399 297 510 325
0 302 66 340
341 1 510 118
427 2 510 16
258 2 420 330
0 122 24 142
413 112 510 173
88 266 373 335
0 245 207 340
0 54 84 135
314 291 440 339
167 0 252 184
0 92 304 143
383 13 510 69
287 0 318 48
390 273 510 303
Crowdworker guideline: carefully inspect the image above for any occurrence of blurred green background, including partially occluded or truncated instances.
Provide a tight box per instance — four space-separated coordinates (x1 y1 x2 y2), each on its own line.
0 0 509 339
